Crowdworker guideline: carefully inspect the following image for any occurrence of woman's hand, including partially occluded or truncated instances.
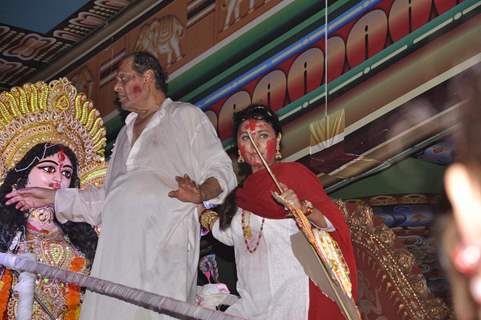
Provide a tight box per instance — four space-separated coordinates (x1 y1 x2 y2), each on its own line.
272 183 328 228
272 183 302 210
4 187 56 211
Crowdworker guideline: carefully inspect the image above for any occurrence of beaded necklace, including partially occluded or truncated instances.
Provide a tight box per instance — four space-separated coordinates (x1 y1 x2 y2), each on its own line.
241 210 265 253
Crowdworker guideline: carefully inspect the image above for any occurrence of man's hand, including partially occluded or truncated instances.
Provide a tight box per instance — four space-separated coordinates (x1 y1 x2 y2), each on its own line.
4 187 56 211
168 174 202 204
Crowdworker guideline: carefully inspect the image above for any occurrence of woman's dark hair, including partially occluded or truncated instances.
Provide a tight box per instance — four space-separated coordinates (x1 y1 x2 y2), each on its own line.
0 143 98 262
216 190 238 230
216 104 283 229
127 51 168 94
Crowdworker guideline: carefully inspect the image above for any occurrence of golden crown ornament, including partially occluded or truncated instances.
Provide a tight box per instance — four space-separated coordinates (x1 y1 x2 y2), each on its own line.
0 78 107 187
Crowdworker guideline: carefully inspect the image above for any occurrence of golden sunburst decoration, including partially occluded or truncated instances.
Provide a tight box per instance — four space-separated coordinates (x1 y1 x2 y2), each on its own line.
309 109 345 154
0 78 107 186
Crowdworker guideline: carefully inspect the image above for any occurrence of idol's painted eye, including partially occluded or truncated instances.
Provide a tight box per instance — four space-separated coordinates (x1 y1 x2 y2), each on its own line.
62 169 73 179
38 165 56 174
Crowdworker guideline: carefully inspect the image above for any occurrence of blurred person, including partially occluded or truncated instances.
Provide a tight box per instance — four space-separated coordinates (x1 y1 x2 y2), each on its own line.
442 69 481 319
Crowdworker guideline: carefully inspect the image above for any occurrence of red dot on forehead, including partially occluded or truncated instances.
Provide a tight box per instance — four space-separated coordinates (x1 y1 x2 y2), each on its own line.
245 119 258 131
58 151 66 173
133 85 142 94
58 150 66 162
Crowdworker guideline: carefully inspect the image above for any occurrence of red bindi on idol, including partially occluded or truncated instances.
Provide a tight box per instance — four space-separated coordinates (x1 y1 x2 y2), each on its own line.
58 150 66 173
58 150 65 162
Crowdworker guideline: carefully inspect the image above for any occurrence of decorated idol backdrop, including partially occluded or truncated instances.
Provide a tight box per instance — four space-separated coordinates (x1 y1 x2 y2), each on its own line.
350 194 450 303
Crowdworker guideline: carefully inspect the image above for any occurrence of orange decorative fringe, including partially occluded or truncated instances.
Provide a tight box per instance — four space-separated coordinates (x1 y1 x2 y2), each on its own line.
0 270 12 319
65 257 85 320
70 256 85 273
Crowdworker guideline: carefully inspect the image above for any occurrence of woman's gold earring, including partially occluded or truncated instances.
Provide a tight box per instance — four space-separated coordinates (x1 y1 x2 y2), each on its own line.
275 148 282 160
238 151 245 163
274 143 282 160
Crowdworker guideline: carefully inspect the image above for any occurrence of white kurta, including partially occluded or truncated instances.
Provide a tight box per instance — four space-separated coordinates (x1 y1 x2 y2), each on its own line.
55 98 236 320
212 209 311 320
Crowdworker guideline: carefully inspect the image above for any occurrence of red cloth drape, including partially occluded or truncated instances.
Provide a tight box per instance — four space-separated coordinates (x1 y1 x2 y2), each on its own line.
237 162 358 319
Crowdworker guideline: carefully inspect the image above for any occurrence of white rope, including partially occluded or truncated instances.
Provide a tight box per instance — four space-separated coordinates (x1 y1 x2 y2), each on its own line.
0 253 244 320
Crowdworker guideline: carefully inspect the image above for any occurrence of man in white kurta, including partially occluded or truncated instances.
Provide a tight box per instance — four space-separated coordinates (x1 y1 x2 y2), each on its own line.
57 97 235 319
6 52 236 319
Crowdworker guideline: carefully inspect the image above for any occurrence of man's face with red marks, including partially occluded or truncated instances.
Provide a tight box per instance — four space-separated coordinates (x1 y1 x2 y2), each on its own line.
27 152 73 189
113 57 147 112
237 119 280 172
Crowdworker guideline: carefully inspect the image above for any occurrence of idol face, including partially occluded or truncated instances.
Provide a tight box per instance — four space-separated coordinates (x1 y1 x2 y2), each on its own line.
237 119 280 172
26 151 73 190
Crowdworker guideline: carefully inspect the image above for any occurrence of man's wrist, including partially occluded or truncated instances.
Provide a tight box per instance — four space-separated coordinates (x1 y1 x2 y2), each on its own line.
197 184 205 204
199 186 205 202
197 184 217 209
